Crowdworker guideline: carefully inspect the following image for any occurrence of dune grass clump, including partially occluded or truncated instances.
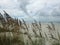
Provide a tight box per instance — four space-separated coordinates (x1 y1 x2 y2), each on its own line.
0 11 60 45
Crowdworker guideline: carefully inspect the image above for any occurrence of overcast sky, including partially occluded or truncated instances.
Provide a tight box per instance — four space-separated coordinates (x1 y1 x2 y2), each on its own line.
0 0 60 22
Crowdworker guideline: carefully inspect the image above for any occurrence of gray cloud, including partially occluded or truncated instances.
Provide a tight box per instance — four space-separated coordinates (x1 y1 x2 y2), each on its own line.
0 0 60 22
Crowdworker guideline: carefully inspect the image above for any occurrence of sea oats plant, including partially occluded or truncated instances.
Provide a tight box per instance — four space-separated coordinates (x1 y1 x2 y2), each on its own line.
0 11 60 45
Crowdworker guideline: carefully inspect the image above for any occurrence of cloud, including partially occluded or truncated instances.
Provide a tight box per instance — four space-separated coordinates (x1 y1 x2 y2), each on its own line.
27 0 60 15
0 0 19 9
0 0 60 22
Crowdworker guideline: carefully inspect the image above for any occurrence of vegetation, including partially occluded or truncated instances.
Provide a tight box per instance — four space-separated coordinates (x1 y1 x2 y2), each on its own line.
0 11 60 45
